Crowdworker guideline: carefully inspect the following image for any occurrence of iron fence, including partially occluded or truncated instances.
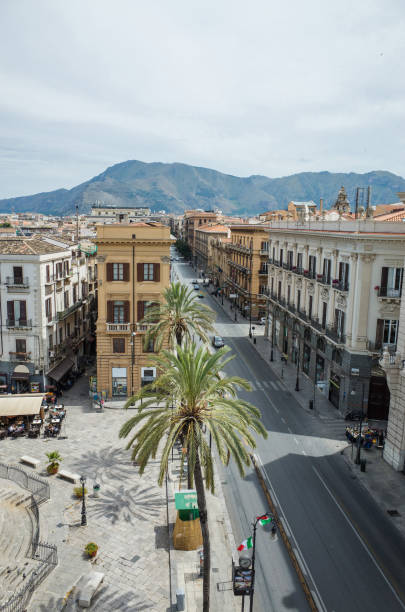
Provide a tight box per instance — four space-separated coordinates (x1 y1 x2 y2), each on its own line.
0 463 57 612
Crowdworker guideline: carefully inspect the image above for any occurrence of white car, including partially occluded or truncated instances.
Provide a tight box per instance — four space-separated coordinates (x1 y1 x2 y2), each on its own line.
259 317 267 325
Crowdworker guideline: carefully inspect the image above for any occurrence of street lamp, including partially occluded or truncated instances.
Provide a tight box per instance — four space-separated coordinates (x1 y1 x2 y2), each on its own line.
249 513 276 612
80 475 87 526
270 310 274 362
295 334 300 392
351 385 366 465
130 331 136 396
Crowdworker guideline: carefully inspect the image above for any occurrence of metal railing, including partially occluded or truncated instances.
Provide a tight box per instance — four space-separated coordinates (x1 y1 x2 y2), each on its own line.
9 351 31 361
0 463 56 612
325 325 346 344
5 277 29 288
6 319 32 328
56 299 83 321
378 287 402 298
317 274 331 285
292 266 303 275
106 322 130 332
332 280 349 292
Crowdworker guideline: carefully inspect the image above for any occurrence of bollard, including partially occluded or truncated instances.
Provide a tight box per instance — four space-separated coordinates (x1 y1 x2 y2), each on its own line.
253 337 256 344
176 589 185 611
309 400 314 410
93 483 100 498
360 459 366 472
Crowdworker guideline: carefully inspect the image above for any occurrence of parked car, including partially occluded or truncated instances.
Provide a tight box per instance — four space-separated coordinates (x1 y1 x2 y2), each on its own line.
197 293 204 299
193 284 200 290
212 335 224 348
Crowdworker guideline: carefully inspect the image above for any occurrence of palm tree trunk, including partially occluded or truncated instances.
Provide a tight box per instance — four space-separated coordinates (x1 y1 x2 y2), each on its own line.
194 452 210 612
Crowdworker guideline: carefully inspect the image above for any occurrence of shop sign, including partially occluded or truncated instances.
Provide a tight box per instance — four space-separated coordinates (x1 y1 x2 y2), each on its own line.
30 382 40 393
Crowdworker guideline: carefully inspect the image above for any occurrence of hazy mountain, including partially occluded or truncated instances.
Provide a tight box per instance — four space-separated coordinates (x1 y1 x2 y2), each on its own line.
1 160 404 216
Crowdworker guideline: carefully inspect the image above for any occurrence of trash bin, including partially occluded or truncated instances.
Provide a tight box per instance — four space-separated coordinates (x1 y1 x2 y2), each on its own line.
360 459 366 472
309 400 314 410
93 483 100 498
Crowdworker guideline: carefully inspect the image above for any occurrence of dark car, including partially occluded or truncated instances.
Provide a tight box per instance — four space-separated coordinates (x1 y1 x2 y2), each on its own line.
193 284 200 290
212 335 224 348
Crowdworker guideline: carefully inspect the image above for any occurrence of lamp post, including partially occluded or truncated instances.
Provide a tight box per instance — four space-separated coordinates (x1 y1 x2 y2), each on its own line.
80 475 87 526
295 334 300 392
270 308 274 362
249 513 276 612
351 384 366 465
130 330 136 397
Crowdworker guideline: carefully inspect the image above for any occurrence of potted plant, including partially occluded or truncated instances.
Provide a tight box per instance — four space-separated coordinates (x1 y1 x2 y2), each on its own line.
332 279 339 285
73 486 88 498
85 542 98 558
46 451 62 475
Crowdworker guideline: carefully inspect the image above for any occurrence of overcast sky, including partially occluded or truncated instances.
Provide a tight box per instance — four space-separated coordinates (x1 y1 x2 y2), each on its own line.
0 0 404 198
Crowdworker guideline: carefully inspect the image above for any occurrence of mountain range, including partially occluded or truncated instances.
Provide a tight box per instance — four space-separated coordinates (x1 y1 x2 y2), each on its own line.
1 160 405 216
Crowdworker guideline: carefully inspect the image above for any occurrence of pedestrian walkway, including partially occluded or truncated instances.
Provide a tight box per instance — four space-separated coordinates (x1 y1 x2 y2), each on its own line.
212 290 405 540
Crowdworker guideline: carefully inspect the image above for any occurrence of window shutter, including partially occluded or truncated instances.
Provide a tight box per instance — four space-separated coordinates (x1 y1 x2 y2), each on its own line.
7 301 14 323
380 267 388 290
19 301 27 323
137 301 145 321
154 263 160 282
123 263 130 282
46 265 50 282
376 319 384 349
107 301 113 322
113 338 125 353
123 301 130 323
106 263 113 281
137 263 144 282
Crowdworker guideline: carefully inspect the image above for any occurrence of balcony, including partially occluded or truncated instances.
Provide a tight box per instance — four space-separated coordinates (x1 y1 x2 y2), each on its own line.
7 319 32 328
303 270 317 280
9 351 31 361
378 287 402 299
5 277 29 290
332 280 349 292
56 300 83 321
260 249 269 256
317 274 331 285
292 266 303 275
106 322 130 332
136 322 155 332
258 268 268 276
310 317 326 333
367 340 397 354
44 274 55 285
325 325 346 344
297 309 308 322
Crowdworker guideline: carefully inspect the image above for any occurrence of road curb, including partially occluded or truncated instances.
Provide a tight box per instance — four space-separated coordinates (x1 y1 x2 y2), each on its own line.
250 453 319 612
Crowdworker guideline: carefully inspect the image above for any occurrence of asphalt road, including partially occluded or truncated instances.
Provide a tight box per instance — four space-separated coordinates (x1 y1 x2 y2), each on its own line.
173 258 405 612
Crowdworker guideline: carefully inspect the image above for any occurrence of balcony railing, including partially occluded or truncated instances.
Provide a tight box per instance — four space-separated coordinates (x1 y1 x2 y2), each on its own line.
317 274 331 285
136 323 155 332
378 287 402 298
260 249 269 255
367 340 397 353
5 277 29 288
311 317 326 333
7 319 32 328
56 300 83 321
325 325 346 344
9 351 31 361
297 309 308 322
332 280 349 292
106 322 130 332
258 268 268 276
303 270 317 279
292 266 303 275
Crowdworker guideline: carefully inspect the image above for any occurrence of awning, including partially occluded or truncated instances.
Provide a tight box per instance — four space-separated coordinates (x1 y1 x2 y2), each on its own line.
0 395 44 417
12 372 30 380
47 358 74 382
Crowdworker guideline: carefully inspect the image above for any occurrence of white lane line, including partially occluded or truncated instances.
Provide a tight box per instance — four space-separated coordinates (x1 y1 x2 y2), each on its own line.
270 381 278 389
263 381 271 388
302 450 307 455
256 381 264 390
255 454 327 612
281 417 286 424
313 466 405 610
293 437 299 445
250 381 257 391
287 427 293 434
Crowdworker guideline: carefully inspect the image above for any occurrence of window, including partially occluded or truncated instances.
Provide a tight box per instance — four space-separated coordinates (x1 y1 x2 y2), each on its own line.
106 262 129 282
297 289 301 312
297 252 303 270
13 266 23 284
113 301 125 323
323 259 331 283
137 263 160 282
46 265 50 283
144 338 155 353
59 328 63 343
335 309 345 336
303 344 311 375
287 285 291 305
277 281 282 299
332 348 342 365
317 337 326 352
113 263 124 280
45 298 52 322
287 251 293 268
308 295 313 319
49 334 53 350
380 267 403 297
279 249 284 266
338 262 350 289
309 255 317 278
66 323 71 337
73 285 77 303
383 319 398 345
112 367 127 396
16 339 26 354
7 300 27 325
64 291 69 309
113 338 125 353
322 302 327 328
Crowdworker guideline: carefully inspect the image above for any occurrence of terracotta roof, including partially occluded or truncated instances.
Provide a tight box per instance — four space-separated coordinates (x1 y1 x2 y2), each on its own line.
0 237 67 255
197 224 229 233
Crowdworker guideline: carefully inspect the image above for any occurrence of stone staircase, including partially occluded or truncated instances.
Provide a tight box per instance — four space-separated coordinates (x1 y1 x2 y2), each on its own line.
0 484 38 604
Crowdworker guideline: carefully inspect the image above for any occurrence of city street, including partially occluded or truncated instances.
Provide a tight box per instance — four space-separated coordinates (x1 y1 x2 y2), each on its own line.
174 259 405 612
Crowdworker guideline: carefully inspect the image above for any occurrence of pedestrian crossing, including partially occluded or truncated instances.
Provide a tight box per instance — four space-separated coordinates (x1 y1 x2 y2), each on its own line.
248 379 285 392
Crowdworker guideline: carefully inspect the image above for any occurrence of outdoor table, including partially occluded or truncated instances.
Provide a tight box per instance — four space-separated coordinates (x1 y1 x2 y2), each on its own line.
55 404 64 410
51 418 61 423
32 419 42 425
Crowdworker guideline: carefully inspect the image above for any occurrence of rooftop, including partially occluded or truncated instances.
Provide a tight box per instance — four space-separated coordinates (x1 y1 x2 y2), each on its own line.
0 237 68 255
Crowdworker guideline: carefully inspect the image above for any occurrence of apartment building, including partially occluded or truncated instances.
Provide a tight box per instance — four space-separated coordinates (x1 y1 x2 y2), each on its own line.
266 218 405 418
95 223 173 398
0 237 97 393
183 211 218 264
194 224 229 275
223 225 269 320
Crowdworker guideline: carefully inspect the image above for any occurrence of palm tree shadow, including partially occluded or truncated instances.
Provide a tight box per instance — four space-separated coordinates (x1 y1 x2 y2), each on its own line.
35 585 156 611
69 446 136 482
89 483 165 525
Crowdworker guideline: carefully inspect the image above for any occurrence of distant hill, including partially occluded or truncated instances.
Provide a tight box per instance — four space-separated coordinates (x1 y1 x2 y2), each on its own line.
1 160 404 216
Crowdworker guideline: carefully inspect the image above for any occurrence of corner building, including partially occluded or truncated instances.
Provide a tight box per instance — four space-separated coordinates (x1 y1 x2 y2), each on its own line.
95 223 173 398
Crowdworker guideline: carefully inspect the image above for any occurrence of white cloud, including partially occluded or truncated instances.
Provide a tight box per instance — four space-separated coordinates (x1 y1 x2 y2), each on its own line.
0 0 404 197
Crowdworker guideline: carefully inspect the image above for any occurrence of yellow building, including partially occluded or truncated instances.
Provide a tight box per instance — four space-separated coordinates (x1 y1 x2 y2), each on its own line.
95 223 173 398
194 224 229 274
225 225 269 320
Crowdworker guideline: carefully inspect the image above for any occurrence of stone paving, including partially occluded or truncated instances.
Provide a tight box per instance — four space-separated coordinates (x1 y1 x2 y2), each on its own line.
0 377 171 611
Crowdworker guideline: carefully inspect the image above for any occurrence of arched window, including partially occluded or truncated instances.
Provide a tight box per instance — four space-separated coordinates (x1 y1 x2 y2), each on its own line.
332 348 342 365
317 337 326 352
304 328 311 342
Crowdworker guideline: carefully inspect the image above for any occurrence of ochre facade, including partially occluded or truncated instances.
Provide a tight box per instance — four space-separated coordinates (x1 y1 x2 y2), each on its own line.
95 223 173 398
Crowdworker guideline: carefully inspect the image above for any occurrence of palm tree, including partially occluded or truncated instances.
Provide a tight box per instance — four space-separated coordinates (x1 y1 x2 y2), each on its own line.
119 343 267 612
141 281 215 350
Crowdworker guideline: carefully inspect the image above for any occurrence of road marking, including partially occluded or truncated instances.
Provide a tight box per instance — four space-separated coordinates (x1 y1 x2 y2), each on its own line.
256 454 328 612
313 466 405 610
270 381 278 390
293 437 299 445
249 381 257 391
302 450 307 455
287 427 293 434
263 380 270 388
281 417 286 424
256 381 264 390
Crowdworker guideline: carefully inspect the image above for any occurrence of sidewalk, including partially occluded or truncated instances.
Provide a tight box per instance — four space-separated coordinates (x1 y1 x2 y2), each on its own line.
213 291 405 540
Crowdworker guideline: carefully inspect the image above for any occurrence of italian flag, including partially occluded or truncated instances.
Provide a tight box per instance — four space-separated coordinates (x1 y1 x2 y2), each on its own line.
257 514 272 526
237 537 253 551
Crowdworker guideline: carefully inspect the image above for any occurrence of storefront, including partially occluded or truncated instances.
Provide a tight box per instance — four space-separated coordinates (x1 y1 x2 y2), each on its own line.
11 365 30 394
112 367 127 396
141 367 156 387
329 372 341 409
303 344 311 375
316 354 325 383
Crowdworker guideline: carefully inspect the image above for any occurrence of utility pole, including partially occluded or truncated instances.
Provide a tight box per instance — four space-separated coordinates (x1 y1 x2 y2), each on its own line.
249 239 253 338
